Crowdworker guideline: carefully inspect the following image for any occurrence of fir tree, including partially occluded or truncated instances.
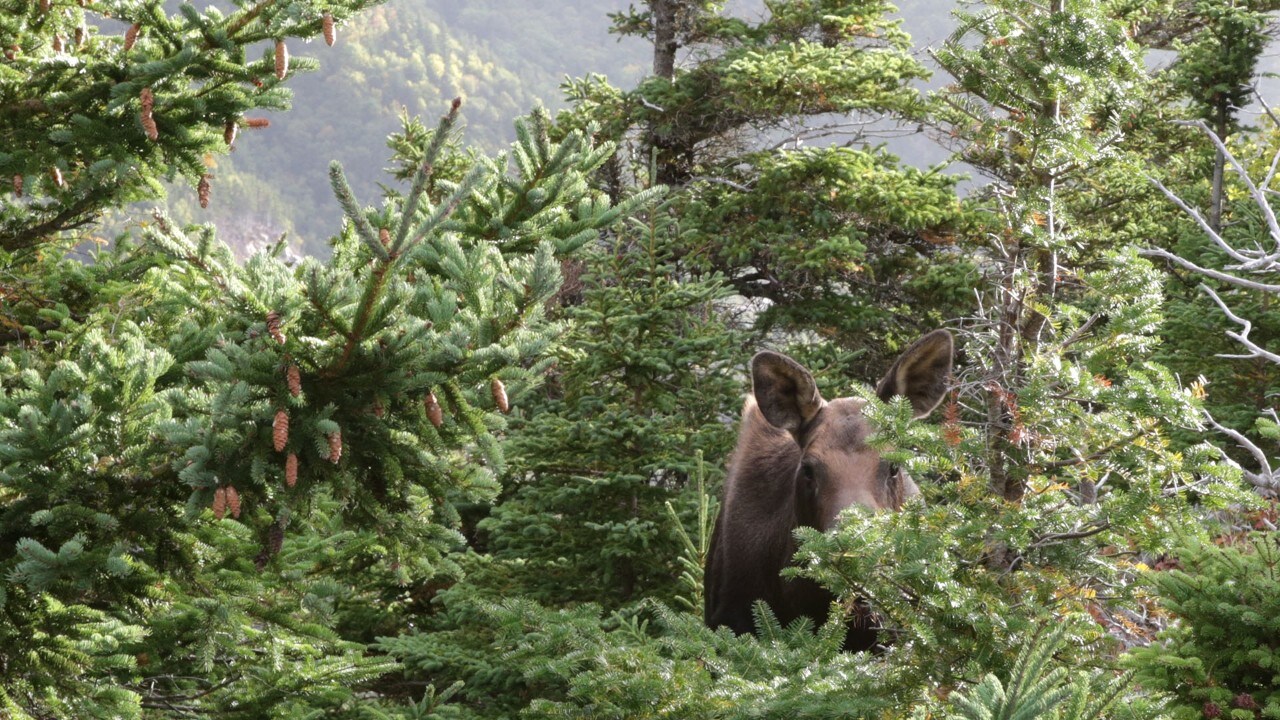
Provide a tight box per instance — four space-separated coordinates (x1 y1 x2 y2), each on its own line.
0 102 639 715
0 0 380 251
1127 532 1280 720
478 196 745 608
558 0 973 374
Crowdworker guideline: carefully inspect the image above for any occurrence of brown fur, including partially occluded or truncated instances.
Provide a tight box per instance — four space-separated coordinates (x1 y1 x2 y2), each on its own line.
703 331 951 652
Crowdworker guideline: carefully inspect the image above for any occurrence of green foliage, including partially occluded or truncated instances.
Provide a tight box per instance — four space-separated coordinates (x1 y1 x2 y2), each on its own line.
557 0 973 372
1167 0 1272 132
469 195 744 608
5 1 1279 717
186 0 646 255
0 0 382 251
0 106 632 715
942 624 1131 720
1127 532 1280 720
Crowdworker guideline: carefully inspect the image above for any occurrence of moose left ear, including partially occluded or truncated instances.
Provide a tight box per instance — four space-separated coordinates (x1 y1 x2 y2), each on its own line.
876 329 953 419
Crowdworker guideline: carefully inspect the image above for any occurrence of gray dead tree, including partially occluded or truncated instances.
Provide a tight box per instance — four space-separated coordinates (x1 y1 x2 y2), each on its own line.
1141 113 1280 495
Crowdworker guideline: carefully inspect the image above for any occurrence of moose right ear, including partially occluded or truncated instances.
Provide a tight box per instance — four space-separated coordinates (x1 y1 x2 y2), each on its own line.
876 329 953 419
752 351 824 435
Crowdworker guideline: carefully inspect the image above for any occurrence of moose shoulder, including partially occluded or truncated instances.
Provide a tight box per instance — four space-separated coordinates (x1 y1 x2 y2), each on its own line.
703 330 953 652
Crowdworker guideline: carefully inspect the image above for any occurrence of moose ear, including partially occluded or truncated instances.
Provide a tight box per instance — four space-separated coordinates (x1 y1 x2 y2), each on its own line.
752 351 824 434
876 329 954 419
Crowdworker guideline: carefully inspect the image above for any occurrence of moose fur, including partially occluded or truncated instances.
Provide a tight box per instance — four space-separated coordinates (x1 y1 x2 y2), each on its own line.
703 330 953 651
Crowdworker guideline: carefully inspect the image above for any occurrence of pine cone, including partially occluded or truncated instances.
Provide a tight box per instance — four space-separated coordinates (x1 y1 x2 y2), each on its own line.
52 34 63 53
372 399 384 418
265 311 285 343
244 117 270 129
225 485 241 518
124 23 140 51
1233 694 1259 710
74 26 84 47
50 166 64 188
425 391 443 428
140 87 158 141
322 12 336 46
286 363 301 397
285 452 298 488
40 0 50 12
197 173 211 209
223 118 238 146
274 39 289 79
491 378 509 414
12 174 22 197
272 409 289 452
325 430 343 463
212 486 227 519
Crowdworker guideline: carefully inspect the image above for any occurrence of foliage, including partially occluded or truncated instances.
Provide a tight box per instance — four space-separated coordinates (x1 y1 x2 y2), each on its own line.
478 198 744 609
0 0 382 252
5 1 1280 718
942 624 1131 720
0 105 633 715
556 0 973 374
1127 531 1280 720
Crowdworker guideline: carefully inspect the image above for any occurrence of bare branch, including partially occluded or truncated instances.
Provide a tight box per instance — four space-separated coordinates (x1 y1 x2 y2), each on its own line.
1173 119 1280 255
1146 173 1269 268
1200 283 1280 365
1139 247 1280 293
1205 411 1279 491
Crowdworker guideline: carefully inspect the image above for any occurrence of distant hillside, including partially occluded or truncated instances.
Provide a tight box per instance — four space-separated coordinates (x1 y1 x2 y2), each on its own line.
170 0 645 255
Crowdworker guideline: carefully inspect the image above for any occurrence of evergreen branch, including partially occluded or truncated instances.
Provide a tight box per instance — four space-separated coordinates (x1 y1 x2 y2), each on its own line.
403 163 487 253
1 193 102 252
1033 430 1144 470
329 161 390 262
393 97 462 253
1028 521 1111 549
331 261 391 375
224 0 279 41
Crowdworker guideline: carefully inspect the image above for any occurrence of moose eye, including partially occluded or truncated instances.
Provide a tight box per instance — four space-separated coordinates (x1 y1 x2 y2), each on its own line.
800 463 819 494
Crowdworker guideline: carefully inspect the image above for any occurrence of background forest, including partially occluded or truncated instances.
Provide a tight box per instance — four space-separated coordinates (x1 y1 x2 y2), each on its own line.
3 0 1280 718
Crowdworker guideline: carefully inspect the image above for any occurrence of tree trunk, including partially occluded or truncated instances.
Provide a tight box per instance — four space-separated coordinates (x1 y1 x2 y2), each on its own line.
647 0 686 186
1210 104 1228 233
651 0 678 80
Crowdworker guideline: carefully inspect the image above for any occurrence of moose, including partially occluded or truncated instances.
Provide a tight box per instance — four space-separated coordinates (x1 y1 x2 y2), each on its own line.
703 330 953 651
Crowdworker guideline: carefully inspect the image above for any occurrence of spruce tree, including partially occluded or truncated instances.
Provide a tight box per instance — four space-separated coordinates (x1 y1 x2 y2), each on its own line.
1127 532 1280 719
559 0 973 373
477 197 745 609
0 102 639 716
0 0 378 251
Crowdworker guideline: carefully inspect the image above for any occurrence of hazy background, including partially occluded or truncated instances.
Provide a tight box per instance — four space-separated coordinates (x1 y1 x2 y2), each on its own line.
165 0 1278 257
